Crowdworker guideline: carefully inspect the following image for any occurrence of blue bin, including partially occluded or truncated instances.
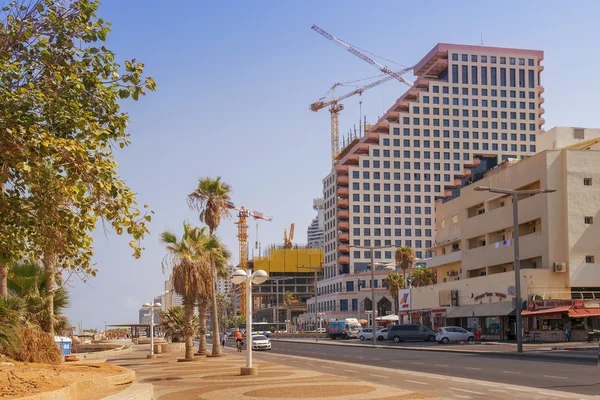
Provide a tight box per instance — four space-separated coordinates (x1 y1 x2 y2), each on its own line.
54 336 72 356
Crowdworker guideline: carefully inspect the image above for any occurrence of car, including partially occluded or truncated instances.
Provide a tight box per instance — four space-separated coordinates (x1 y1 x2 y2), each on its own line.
436 326 475 344
376 328 388 341
387 324 437 343
358 328 373 341
251 335 272 351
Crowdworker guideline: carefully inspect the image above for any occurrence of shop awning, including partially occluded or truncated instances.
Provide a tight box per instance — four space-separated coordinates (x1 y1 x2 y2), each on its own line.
376 315 399 321
568 308 600 317
521 306 571 316
446 302 515 318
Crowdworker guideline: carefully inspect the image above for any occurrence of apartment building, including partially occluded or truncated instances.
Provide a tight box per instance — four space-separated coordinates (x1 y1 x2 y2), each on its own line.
416 145 600 339
315 43 545 321
216 265 235 299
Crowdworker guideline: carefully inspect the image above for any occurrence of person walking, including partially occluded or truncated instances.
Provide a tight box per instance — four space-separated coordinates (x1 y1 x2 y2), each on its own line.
221 332 227 347
564 321 573 342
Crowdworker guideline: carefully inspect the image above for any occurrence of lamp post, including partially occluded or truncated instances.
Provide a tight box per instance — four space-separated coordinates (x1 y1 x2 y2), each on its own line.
231 268 269 375
141 301 162 359
348 245 395 347
474 186 555 353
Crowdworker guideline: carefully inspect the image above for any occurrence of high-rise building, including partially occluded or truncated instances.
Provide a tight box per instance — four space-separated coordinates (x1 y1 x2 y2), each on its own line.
216 265 235 298
313 43 545 321
307 198 325 248
163 277 182 311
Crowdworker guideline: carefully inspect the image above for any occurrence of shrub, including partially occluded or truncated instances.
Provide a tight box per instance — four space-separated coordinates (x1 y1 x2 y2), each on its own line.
10 325 62 365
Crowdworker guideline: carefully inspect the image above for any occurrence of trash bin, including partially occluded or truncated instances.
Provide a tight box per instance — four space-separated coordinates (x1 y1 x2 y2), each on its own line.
54 336 72 356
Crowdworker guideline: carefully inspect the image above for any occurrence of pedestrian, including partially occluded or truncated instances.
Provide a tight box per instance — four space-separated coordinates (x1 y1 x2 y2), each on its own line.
221 332 227 347
564 321 572 342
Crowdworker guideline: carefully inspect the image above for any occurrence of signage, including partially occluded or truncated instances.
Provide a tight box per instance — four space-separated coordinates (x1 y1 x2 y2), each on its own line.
527 300 573 311
474 292 507 301
573 300 584 309
398 289 411 310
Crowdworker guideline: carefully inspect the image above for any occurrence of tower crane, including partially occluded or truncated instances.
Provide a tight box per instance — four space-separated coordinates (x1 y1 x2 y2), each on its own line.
310 24 414 165
225 200 273 317
283 223 294 249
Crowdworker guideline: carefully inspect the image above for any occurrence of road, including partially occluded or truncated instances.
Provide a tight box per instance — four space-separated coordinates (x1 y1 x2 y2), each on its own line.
236 340 600 399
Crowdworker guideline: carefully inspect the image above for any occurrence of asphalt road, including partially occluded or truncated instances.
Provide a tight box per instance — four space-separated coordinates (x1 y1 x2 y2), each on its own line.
243 340 600 399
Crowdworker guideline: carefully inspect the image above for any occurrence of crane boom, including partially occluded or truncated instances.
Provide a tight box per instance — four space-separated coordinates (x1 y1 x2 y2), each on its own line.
225 201 273 221
311 24 413 87
310 75 394 112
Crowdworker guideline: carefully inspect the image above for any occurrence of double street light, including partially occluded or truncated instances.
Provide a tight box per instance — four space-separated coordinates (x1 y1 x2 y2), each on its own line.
231 268 269 375
474 186 555 353
141 301 162 359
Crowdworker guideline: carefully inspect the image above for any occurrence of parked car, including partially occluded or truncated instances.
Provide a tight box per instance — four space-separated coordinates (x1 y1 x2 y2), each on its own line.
358 328 373 341
375 328 388 341
436 326 475 344
387 324 437 343
251 335 272 351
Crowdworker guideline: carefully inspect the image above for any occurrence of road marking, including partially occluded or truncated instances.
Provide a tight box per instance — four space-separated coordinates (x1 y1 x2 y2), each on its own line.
356 356 365 359
539 393 570 398
543 375 567 380
452 395 471 399
464 367 482 370
404 380 427 385
450 388 485 395
488 389 508 393
501 370 521 374
343 369 357 373
434 364 449 367
305 362 314 366
321 366 334 369
372 358 381 361
410 362 424 365
369 373 381 377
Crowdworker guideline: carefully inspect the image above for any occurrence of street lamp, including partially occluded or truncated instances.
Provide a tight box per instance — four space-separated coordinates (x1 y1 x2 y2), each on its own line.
348 245 395 347
474 186 555 353
141 301 162 359
231 268 269 375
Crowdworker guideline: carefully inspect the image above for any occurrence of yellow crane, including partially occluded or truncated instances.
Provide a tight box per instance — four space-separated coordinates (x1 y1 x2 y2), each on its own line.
283 223 294 249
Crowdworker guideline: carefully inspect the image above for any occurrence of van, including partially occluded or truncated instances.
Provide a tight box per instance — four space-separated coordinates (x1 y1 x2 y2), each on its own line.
387 324 436 343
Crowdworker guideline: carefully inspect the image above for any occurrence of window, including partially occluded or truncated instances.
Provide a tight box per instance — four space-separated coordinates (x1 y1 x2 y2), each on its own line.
462 65 468 84
452 65 459 83
491 67 497 85
586 255 595 263
584 178 592 186
585 216 594 224
471 65 478 84
500 68 506 86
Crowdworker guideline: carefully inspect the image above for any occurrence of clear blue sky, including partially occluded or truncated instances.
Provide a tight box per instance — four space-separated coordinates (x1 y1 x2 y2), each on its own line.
68 0 600 330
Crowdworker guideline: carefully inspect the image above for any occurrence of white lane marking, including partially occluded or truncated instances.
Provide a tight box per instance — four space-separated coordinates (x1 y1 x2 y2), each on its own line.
450 387 485 395
305 362 314 366
372 358 381 361
452 395 471 399
543 375 567 380
369 373 381 377
405 379 427 385
434 364 449 367
464 367 482 370
501 370 521 374
343 369 357 373
488 389 508 393
321 366 334 369
411 361 424 365
540 393 570 398
356 356 365 359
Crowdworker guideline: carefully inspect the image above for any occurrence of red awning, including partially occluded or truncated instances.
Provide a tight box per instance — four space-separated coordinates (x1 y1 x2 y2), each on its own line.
521 306 571 316
569 308 600 317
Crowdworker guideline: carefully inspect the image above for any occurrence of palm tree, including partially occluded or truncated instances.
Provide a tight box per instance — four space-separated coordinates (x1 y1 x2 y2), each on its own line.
160 223 207 361
283 291 295 331
395 246 416 282
7 261 70 334
384 273 405 314
160 306 199 343
0 295 25 355
187 176 232 357
410 266 436 287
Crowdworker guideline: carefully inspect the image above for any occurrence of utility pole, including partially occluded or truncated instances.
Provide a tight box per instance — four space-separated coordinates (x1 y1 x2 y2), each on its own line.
297 264 324 342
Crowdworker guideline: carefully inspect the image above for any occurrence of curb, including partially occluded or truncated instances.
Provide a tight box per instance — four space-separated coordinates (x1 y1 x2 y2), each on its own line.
72 345 132 361
272 338 597 362
102 383 153 400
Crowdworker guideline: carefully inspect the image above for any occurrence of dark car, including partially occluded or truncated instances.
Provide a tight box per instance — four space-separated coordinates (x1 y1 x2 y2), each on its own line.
387 324 437 343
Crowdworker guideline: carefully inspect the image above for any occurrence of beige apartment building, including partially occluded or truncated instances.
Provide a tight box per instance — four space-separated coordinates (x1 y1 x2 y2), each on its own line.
415 145 600 340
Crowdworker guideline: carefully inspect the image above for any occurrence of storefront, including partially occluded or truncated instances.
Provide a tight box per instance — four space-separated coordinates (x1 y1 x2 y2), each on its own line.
445 301 515 341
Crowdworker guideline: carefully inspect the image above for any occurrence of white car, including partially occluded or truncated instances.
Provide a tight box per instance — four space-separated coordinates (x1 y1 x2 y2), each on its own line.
436 326 475 344
251 335 272 351
375 328 388 341
358 328 373 341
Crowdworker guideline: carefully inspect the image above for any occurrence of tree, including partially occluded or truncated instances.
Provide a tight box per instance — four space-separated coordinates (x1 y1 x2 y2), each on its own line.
187 177 232 356
410 266 436 288
0 0 156 334
161 306 199 343
7 261 70 335
395 246 416 282
0 295 25 355
384 273 405 315
283 290 295 332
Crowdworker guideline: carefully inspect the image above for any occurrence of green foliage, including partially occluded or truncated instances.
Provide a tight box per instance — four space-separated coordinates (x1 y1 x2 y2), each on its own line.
395 246 416 278
0 0 156 290
410 266 436 288
384 272 405 314
160 306 199 343
7 261 70 334
0 295 25 355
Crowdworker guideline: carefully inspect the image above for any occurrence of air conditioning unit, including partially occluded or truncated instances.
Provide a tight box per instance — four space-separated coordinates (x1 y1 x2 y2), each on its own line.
554 262 566 273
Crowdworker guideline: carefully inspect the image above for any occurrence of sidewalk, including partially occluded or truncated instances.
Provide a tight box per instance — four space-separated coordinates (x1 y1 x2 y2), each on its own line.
105 346 448 400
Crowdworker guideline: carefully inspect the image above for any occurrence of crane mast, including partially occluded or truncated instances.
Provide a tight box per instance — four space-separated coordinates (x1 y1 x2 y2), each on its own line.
225 201 272 317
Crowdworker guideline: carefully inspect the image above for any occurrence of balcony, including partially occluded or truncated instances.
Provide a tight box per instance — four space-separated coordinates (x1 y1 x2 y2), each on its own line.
374 120 390 133
355 143 369 154
538 86 545 94
539 97 545 105
336 187 349 197
444 180 461 189
339 256 350 264
539 118 545 126
336 175 349 185
365 131 380 143
336 165 349 175
422 250 462 269
345 154 359 165
538 65 545 72
538 107 545 116
463 232 542 270
337 210 349 219
338 245 349 253
435 190 452 199
337 221 349 231
338 233 349 242
464 158 481 168
337 199 349 208
386 111 400 122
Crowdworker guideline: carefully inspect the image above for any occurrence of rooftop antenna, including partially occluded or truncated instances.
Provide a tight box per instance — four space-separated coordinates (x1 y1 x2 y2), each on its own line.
480 33 484 46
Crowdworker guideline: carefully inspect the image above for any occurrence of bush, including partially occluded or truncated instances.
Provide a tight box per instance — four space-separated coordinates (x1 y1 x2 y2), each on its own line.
10 325 62 364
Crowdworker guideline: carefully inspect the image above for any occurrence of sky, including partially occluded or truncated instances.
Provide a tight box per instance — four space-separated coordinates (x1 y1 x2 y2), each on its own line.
67 0 600 330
